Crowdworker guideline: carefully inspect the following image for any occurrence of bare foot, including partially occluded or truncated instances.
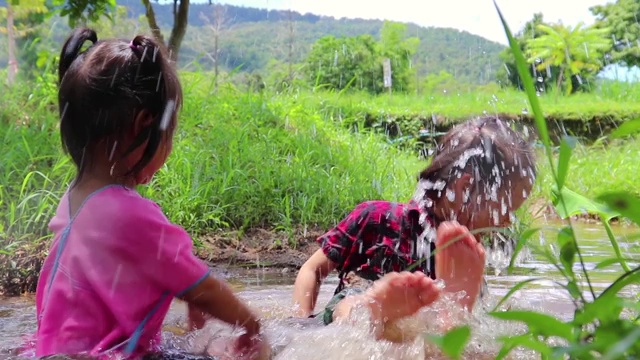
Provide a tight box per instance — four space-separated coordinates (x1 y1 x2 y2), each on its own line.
435 221 486 312
330 271 440 341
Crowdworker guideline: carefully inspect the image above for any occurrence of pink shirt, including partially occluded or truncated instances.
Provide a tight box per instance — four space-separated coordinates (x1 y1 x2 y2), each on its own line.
31 185 210 358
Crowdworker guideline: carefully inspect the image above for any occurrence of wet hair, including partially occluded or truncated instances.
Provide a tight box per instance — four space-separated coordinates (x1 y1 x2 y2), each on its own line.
415 116 536 216
57 27 183 180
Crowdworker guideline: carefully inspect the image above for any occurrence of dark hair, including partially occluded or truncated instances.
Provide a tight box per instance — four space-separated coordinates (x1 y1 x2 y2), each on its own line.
58 27 183 180
416 116 536 212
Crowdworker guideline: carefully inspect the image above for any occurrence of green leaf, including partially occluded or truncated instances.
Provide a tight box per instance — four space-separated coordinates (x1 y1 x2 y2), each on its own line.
495 334 553 360
600 266 640 299
507 227 540 274
566 281 581 300
425 325 471 360
493 0 551 151
489 310 574 340
610 118 640 138
594 257 638 270
597 191 640 226
551 186 619 221
557 226 576 277
601 326 640 360
491 278 543 312
574 293 623 325
556 135 577 190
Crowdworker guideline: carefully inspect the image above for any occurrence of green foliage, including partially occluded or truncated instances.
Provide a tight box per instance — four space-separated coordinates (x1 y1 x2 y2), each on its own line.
0 71 422 248
496 13 558 91
304 34 382 93
526 22 612 96
453 3 640 359
0 1 506 86
48 0 115 26
303 22 419 94
379 21 420 92
591 0 640 67
425 325 471 360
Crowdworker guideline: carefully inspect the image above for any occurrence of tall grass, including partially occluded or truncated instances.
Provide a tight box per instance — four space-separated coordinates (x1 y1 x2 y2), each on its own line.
0 73 423 255
240 76 640 124
422 3 640 359
3 68 640 248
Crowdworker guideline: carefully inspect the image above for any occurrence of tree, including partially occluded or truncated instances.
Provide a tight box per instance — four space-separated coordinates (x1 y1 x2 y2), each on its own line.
141 0 189 61
495 13 558 92
526 22 612 95
0 0 47 84
200 3 230 92
379 21 420 92
304 34 382 93
50 0 191 61
591 0 640 67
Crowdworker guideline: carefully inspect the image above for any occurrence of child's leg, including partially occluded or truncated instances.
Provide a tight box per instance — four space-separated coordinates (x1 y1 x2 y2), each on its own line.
435 221 486 312
331 271 441 341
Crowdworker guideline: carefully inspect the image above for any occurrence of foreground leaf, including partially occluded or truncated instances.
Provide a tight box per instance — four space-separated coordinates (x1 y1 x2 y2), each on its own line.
556 135 577 190
489 310 574 340
425 325 471 360
598 191 640 226
610 118 640 138
551 186 619 221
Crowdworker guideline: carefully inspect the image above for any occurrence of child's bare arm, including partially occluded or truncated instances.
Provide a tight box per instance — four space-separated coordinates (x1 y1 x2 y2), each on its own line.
180 274 261 336
292 249 337 317
187 302 207 331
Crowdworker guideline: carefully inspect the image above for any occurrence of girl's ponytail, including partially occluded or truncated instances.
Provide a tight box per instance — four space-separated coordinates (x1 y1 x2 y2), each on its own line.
58 28 98 84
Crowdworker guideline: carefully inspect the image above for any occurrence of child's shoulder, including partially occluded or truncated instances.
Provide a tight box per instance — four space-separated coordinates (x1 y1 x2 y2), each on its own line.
86 185 167 224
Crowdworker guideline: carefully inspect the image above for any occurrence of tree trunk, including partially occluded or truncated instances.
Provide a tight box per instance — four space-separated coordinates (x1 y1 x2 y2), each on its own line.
7 3 18 85
212 4 224 93
287 9 294 84
140 0 189 63
555 65 564 102
167 0 189 62
141 0 165 45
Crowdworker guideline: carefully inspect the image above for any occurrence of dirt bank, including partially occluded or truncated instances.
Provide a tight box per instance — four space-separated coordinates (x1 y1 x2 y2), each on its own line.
194 199 619 271
0 200 621 297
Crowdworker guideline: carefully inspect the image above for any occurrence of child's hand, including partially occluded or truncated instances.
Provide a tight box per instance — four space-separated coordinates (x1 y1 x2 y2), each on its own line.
233 333 270 360
187 303 209 331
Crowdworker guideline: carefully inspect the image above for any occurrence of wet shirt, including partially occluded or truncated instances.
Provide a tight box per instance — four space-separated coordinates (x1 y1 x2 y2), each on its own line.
29 185 210 359
317 200 436 294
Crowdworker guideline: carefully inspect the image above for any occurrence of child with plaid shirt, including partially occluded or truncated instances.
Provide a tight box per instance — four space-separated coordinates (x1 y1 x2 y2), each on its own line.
292 116 536 341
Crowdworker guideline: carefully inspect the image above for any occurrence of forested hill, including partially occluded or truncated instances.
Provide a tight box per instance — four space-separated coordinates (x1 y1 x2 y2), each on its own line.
0 0 507 85
115 0 506 84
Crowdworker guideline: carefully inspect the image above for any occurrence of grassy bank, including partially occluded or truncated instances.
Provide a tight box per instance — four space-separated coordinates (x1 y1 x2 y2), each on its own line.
278 79 640 145
0 73 423 253
2 72 640 294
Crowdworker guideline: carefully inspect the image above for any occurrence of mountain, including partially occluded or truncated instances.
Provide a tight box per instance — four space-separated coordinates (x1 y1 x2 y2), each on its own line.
0 0 507 85
115 0 508 84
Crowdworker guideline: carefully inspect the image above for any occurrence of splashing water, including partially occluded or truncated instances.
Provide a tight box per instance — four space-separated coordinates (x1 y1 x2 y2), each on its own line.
160 100 177 131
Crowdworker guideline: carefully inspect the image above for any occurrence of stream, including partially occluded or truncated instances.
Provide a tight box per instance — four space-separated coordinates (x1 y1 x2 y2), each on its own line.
1 220 638 359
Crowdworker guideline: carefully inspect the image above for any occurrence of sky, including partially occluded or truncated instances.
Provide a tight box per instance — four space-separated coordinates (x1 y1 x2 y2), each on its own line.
215 0 613 45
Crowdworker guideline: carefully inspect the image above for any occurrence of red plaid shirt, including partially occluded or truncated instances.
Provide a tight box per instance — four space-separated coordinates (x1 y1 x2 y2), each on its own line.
318 200 437 294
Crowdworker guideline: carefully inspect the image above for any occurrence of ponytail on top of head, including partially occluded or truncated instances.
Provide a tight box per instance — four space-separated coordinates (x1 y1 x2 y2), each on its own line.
58 28 97 85
57 27 182 182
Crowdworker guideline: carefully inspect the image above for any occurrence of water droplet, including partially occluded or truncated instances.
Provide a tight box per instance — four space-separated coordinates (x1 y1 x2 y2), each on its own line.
160 99 176 131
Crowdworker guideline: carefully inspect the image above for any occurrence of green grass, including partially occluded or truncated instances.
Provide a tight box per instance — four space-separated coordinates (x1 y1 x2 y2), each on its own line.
533 139 640 201
236 75 640 124
0 72 424 253
2 71 640 254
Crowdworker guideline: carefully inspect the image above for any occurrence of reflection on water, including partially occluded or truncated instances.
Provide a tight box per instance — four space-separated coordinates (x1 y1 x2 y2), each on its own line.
1 221 638 359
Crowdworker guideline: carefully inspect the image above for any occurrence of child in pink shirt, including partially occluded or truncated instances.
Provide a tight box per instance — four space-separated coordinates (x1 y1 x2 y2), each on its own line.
26 28 266 359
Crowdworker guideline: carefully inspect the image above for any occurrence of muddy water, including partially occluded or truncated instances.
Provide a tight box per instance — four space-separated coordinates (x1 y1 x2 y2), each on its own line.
1 221 638 359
